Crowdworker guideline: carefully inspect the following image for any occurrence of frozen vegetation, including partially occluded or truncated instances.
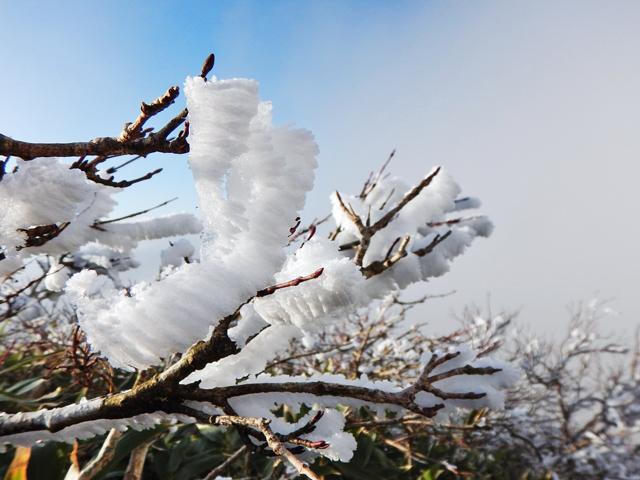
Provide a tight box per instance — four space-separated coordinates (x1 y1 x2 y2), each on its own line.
0 58 637 479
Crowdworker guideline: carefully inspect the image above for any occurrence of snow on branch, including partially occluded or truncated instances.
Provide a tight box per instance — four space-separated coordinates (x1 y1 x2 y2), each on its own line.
0 156 202 279
0 54 509 478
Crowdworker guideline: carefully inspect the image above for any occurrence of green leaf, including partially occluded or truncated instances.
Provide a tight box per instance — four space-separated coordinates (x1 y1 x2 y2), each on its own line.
196 425 225 444
350 433 375 468
335 461 387 480
4 377 42 394
168 435 192 475
14 378 46 396
0 351 62 376
420 463 444 480
371 447 399 470
174 452 228 479
27 442 73 480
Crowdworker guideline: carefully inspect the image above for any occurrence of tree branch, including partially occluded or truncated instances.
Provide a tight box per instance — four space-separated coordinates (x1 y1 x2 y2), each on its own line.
412 230 452 257
77 428 123 480
336 167 441 267
117 87 181 143
202 445 248 480
0 61 198 160
0 127 188 160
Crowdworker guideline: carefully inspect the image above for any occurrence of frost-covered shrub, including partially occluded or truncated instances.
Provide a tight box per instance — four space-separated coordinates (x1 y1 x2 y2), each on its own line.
0 57 517 479
268 299 640 480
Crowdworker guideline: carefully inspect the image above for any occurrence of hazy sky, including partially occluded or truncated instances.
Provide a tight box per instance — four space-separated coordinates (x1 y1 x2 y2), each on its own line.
2 1 639 336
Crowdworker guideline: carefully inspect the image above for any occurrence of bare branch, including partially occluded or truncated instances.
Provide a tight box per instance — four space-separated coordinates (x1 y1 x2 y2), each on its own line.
0 129 188 160
361 236 410 278
202 445 248 480
117 86 180 143
0 55 199 160
337 167 441 267
94 197 178 225
359 149 395 200
256 268 324 298
412 230 452 257
373 167 441 233
0 266 63 305
78 428 123 480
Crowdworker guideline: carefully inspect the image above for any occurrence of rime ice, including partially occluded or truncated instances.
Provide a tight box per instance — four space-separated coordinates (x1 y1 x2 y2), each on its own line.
0 71 516 471
68 76 319 370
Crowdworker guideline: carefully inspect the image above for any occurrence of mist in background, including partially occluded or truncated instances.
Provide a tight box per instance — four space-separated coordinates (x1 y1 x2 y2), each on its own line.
1 1 639 336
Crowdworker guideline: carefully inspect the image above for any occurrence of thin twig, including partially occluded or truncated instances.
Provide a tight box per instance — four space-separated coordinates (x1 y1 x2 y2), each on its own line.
95 198 177 225
123 435 158 480
202 445 248 480
256 268 324 297
361 236 410 278
78 428 123 480
412 230 452 257
117 86 181 143
359 149 395 199
337 167 441 267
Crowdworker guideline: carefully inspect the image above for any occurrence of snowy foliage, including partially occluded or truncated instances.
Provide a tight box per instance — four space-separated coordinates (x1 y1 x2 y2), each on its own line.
268 298 640 479
0 71 518 477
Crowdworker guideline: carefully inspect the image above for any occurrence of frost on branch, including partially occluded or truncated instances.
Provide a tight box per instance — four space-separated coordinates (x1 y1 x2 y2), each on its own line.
66 76 319 370
0 157 202 279
0 61 514 479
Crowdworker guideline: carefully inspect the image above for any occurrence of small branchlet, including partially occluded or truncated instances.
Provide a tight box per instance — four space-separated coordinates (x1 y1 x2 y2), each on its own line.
358 149 395 200
413 230 452 257
289 215 331 243
361 235 410 278
256 268 324 297
176 407 324 480
0 53 212 160
337 167 441 267
82 167 164 189
94 197 177 226
289 217 302 236
118 86 181 143
427 215 483 227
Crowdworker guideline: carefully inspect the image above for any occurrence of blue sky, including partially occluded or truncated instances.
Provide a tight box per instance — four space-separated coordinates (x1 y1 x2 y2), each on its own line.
2 1 640 336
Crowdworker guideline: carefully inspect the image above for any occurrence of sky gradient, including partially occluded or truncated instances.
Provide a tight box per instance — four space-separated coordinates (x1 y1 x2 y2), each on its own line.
2 1 639 336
